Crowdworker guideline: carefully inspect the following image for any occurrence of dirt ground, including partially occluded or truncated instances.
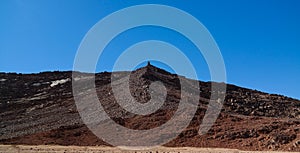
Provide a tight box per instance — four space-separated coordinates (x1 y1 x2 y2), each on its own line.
0 145 297 153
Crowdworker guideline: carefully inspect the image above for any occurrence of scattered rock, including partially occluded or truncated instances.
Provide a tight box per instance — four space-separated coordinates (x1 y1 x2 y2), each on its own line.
0 65 299 152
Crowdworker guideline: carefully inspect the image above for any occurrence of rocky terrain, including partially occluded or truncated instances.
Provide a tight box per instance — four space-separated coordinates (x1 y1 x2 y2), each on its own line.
0 145 295 153
0 64 299 151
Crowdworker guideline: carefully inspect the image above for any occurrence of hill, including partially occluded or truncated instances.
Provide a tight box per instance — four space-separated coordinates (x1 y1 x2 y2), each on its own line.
0 64 299 151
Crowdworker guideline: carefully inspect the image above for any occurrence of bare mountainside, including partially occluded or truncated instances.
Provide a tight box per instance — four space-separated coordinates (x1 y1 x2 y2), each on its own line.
0 64 299 151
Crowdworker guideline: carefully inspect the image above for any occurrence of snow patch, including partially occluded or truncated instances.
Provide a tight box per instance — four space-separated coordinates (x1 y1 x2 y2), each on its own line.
32 83 41 86
74 76 93 81
50 78 70 87
0 78 7 82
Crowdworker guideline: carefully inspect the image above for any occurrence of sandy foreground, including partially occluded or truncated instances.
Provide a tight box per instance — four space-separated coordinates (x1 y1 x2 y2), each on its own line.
0 145 297 153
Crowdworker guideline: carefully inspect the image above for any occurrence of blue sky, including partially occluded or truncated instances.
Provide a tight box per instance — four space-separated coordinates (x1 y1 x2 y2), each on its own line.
0 0 299 99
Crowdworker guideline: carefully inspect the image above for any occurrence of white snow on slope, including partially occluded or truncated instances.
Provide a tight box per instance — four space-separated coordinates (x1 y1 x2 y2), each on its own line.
50 78 70 87
74 76 93 81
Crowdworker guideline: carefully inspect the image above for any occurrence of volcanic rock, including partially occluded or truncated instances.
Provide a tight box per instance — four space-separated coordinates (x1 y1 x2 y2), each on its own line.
0 65 299 151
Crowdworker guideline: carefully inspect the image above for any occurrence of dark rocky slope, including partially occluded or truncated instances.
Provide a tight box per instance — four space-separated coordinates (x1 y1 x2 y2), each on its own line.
0 64 299 151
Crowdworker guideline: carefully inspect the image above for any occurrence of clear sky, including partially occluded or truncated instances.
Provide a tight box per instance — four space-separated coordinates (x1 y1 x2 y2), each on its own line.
0 0 299 99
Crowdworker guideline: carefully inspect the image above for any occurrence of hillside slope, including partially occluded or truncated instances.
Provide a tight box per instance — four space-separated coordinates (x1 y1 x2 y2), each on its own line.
0 64 299 151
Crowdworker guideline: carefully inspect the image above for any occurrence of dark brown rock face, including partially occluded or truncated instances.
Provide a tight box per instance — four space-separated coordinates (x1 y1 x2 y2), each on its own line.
0 65 299 151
